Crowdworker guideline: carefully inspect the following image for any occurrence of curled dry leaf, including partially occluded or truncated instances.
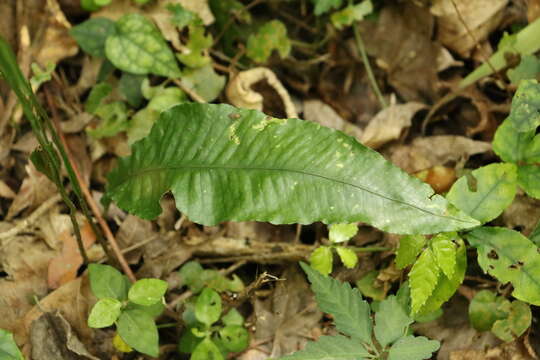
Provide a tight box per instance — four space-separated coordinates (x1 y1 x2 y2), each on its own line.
389 135 492 173
226 67 298 118
361 102 427 149
303 100 363 142
430 0 508 57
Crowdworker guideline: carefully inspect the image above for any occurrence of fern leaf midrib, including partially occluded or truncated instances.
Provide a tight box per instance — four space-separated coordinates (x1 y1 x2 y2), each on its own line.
111 163 475 223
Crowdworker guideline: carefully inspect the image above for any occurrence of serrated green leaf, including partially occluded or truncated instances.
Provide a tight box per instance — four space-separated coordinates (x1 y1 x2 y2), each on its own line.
491 300 532 342
0 329 24 360
87 298 122 328
300 262 372 344
247 20 291 63
117 309 159 357
311 0 343 15
336 246 358 269
128 278 168 306
447 163 517 224
88 264 129 300
331 0 373 30
387 336 440 360
518 165 540 199
409 248 440 314
192 338 224 360
356 270 385 301
468 290 508 332
177 24 213 68
493 118 537 163
70 17 116 57
374 295 413 348
507 55 540 85
277 335 370 360
431 233 457 279
416 238 466 315
195 288 222 327
329 223 358 243
466 227 540 305
395 235 426 269
105 103 479 234
105 14 181 77
506 79 540 132
181 64 225 102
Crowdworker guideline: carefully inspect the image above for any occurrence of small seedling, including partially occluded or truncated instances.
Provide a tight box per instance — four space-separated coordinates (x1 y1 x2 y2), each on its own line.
309 223 359 275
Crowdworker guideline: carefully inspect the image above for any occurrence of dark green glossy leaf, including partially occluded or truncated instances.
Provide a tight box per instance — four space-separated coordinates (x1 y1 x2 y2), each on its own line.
301 262 372 344
119 73 145 107
465 227 540 305
70 18 116 57
105 103 479 235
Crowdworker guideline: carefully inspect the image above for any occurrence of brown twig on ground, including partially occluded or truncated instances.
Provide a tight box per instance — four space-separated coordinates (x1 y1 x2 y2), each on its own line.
172 79 206 103
222 272 282 314
44 87 136 282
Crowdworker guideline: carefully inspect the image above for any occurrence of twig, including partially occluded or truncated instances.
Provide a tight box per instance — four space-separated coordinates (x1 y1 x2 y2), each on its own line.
353 24 387 109
222 272 281 314
44 88 136 282
172 79 206 103
0 193 61 244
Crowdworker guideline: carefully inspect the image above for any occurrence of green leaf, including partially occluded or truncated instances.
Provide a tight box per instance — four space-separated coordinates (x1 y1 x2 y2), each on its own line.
119 73 145 108
247 20 291 63
507 55 540 85
277 335 370 360
195 288 222 327
167 3 197 29
88 264 129 300
30 62 55 89
465 227 540 305
0 329 24 360
506 79 540 132
395 235 426 269
221 308 244 326
128 278 168 306
125 301 165 319
105 103 479 234
87 101 129 139
70 17 116 57
179 261 204 287
181 64 225 102
518 165 540 199
105 14 181 77
468 290 508 332
336 246 358 269
329 223 358 243
374 296 413 348
30 145 61 184
85 82 112 114
446 163 517 224
192 338 224 360
387 336 440 360
331 0 373 30
218 325 249 352
311 0 343 16
87 298 122 328
178 326 204 353
301 262 372 344
409 248 440 314
310 246 334 276
416 238 466 315
530 219 540 246
356 270 385 301
430 233 457 279
117 309 159 357
177 24 213 68
493 118 537 163
492 300 532 342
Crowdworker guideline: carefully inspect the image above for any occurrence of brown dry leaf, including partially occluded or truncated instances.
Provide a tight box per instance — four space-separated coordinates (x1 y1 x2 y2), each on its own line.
226 67 298 118
241 266 322 359
529 0 540 22
303 100 363 141
430 0 508 57
34 0 78 66
449 341 535 360
361 102 427 149
47 222 96 289
116 215 156 264
388 135 492 173
136 232 192 278
0 179 16 199
358 2 440 102
6 163 57 220
415 166 457 193
30 311 99 360
502 195 540 236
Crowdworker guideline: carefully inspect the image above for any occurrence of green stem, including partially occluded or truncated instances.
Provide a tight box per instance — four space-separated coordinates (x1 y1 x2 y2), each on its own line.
353 24 388 109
